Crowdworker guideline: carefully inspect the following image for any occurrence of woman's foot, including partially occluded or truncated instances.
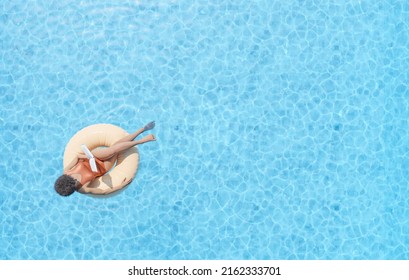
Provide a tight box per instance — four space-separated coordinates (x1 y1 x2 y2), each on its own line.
146 134 156 141
137 134 156 144
144 121 155 131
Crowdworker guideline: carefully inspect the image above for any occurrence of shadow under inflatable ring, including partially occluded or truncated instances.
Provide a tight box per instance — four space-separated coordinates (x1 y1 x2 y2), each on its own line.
63 124 139 196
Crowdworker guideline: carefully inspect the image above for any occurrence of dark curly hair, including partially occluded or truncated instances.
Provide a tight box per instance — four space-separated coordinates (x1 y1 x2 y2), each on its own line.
54 175 79 196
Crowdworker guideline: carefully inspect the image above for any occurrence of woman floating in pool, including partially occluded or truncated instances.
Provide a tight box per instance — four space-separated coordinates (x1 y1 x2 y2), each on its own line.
54 121 156 196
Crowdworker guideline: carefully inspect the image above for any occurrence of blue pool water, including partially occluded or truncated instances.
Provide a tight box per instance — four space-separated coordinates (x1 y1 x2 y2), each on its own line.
1 0 409 259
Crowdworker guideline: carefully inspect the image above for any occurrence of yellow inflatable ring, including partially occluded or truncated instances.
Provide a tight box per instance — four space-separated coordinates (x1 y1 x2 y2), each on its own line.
63 124 139 195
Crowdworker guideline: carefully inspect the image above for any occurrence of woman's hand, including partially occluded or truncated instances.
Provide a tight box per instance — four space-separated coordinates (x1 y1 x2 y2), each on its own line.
77 152 88 159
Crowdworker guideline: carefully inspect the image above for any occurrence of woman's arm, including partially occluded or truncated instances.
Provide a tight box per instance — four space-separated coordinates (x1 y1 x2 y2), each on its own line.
64 152 86 172
77 153 88 159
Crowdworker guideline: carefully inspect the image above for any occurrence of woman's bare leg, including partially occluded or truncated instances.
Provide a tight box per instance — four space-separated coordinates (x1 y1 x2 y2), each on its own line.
114 128 144 144
91 147 118 171
91 134 156 160
114 121 155 144
84 122 155 171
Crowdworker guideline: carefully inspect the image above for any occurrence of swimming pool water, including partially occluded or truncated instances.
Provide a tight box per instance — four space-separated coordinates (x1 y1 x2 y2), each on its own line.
1 0 409 259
